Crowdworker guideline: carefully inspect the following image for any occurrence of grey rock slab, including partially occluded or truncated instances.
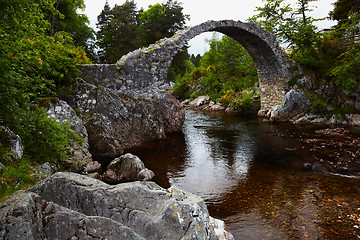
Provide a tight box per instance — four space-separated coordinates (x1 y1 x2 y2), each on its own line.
269 86 311 122
30 172 231 239
0 191 144 240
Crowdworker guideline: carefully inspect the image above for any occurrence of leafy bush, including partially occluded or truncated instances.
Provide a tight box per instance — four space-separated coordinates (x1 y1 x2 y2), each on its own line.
22 108 83 164
220 89 235 105
229 89 260 112
330 45 360 93
310 100 328 114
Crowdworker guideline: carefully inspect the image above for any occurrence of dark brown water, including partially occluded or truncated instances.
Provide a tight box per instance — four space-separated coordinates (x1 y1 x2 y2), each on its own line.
129 110 360 239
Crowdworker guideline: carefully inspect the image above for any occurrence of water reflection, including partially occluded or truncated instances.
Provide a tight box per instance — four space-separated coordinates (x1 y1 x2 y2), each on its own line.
172 111 258 201
129 110 360 239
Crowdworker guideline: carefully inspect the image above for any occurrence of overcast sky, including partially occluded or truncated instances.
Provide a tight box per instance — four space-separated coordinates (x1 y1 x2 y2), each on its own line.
82 0 336 54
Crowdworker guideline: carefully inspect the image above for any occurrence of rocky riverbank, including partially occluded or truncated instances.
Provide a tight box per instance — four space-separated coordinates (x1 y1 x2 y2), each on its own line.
181 76 360 127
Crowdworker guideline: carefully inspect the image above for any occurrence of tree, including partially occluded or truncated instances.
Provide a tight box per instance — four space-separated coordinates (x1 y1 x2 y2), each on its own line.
200 35 257 92
330 0 360 26
138 0 190 81
327 8 360 93
45 0 95 60
190 54 202 67
96 0 189 64
249 0 321 66
167 48 191 82
96 0 140 63
139 0 189 46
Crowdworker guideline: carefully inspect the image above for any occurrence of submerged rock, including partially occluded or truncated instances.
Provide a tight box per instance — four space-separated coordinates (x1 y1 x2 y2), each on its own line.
0 172 234 240
101 153 155 184
303 163 329 173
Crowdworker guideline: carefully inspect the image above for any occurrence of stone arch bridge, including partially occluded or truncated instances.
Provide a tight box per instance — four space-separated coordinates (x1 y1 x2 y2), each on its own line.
79 20 294 112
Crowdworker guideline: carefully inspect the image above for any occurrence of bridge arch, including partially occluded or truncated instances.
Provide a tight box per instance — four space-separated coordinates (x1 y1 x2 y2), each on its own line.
90 20 293 112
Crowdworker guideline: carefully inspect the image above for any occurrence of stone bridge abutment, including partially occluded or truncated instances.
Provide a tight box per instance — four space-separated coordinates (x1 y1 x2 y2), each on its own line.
79 20 294 112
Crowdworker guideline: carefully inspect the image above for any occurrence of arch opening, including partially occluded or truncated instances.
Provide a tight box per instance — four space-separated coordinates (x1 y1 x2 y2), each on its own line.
168 31 259 111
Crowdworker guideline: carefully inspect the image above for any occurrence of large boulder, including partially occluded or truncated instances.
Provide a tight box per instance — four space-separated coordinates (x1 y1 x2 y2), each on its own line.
46 99 100 173
69 79 185 159
0 172 234 240
101 153 155 184
269 86 311 122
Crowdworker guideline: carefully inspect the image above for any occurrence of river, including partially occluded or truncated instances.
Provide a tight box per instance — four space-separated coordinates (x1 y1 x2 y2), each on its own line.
129 110 360 239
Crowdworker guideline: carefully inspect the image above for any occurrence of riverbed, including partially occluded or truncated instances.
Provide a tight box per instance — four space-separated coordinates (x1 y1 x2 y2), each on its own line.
129 110 360 239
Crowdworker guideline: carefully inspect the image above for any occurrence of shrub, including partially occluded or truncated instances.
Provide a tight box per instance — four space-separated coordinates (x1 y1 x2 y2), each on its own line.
310 99 328 114
22 107 83 164
172 76 191 100
229 89 259 112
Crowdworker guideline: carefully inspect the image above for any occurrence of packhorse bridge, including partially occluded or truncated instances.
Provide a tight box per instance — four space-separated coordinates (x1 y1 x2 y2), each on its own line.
79 20 294 112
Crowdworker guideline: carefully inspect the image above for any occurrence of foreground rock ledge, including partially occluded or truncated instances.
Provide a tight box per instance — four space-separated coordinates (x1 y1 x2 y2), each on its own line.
0 172 234 240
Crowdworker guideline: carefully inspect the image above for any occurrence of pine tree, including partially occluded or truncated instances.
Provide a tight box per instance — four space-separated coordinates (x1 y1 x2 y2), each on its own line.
96 0 112 62
139 0 189 46
96 0 140 63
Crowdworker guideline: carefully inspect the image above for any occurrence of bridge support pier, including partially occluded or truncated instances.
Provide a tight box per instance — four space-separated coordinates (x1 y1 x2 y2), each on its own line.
259 79 288 112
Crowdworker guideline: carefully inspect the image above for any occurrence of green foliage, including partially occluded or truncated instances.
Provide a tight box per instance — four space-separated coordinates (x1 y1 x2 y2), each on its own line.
96 0 140 63
172 34 259 113
229 89 260 113
0 158 34 200
249 0 322 67
139 0 189 46
45 0 95 60
167 48 192 82
96 0 189 64
250 0 360 114
326 13 360 94
172 77 191 99
0 0 88 194
330 0 360 26
22 108 83 164
190 54 202 67
330 45 360 93
0 0 89 127
310 99 328 114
